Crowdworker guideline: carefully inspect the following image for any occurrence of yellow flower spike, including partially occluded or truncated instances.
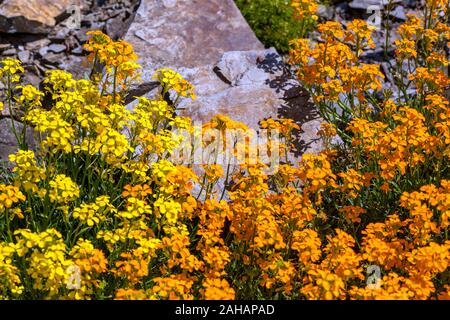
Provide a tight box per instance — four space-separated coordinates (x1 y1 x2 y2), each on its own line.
73 196 116 227
116 197 152 220
15 84 44 107
12 229 73 298
153 68 196 101
0 184 26 214
49 174 80 204
0 58 24 80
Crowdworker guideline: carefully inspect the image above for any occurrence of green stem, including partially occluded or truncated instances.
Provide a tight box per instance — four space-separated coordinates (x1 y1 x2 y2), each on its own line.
6 76 21 147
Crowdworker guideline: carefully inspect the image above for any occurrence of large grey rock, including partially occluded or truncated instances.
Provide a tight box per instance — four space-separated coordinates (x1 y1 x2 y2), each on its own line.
131 48 325 157
124 0 264 82
1 47 16 56
317 4 334 20
25 38 51 51
349 0 401 10
0 0 85 34
48 43 67 53
0 43 13 52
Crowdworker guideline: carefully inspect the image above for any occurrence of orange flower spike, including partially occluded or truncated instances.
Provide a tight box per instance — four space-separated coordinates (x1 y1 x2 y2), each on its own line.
345 19 377 54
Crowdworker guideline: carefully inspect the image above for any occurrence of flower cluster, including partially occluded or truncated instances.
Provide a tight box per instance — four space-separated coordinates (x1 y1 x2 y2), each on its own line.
291 0 318 21
289 19 384 123
0 185 25 213
0 0 449 300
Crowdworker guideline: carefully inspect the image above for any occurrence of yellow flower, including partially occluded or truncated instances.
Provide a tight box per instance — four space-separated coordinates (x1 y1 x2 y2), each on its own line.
150 275 196 300
395 38 418 60
0 242 24 297
345 19 376 52
202 164 224 183
339 206 366 223
337 169 365 198
8 150 45 193
154 197 181 225
153 68 196 100
94 128 133 164
117 197 152 220
13 229 73 298
49 174 80 204
0 58 24 82
15 84 44 107
25 109 75 153
43 69 76 91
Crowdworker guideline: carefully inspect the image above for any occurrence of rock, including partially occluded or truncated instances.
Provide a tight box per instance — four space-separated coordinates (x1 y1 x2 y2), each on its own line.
0 43 12 52
1 0 325 169
0 117 37 162
18 50 31 64
381 61 394 83
0 0 84 34
349 0 401 10
88 21 106 31
317 5 334 20
80 0 140 40
126 48 325 199
25 38 51 51
2 48 17 56
335 1 349 12
0 119 20 147
389 5 407 21
57 55 88 79
122 0 324 159
42 52 64 66
124 0 264 81
0 144 17 163
38 46 49 57
48 43 67 53
49 28 72 41
21 68 41 87
74 30 90 43
1 0 141 89
71 46 84 55
105 2 140 40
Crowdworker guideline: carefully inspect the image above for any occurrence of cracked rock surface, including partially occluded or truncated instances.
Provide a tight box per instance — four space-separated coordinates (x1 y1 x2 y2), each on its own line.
124 0 265 83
